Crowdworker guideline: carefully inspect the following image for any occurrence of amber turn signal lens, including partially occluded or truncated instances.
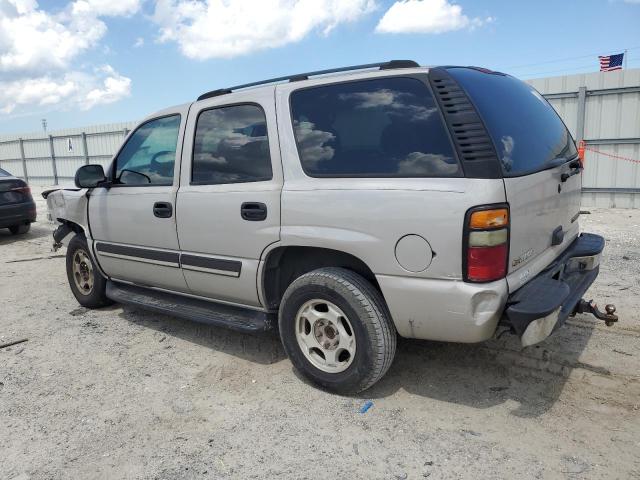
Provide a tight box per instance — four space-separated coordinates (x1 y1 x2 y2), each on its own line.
469 208 508 229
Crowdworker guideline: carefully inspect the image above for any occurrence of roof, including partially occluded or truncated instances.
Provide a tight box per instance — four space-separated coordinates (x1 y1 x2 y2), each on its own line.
196 60 422 102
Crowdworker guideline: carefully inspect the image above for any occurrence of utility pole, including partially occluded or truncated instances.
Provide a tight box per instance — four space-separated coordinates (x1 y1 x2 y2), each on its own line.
41 118 47 134
624 49 628 69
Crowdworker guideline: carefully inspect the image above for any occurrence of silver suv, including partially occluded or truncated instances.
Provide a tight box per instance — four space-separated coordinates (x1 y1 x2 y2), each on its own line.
45 61 616 393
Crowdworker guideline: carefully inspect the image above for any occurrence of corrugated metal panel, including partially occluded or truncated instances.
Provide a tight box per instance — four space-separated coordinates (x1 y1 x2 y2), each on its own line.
528 68 640 208
0 121 137 185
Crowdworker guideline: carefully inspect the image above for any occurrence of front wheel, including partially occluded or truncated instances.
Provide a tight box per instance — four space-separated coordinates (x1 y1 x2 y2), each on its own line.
279 268 396 394
66 235 112 308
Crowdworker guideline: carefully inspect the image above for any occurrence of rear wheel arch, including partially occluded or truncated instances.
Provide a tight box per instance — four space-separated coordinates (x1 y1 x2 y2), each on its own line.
261 245 383 310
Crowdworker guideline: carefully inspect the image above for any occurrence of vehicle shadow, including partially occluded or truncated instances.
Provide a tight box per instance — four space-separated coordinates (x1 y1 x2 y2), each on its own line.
363 318 600 418
117 303 598 418
0 221 52 246
117 306 286 366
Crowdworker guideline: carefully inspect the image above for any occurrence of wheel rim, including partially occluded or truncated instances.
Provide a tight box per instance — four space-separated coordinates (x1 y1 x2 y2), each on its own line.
72 249 94 296
295 299 356 374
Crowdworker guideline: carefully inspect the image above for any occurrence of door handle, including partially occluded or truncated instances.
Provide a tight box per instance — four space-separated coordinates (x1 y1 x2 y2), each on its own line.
153 201 173 218
241 202 267 221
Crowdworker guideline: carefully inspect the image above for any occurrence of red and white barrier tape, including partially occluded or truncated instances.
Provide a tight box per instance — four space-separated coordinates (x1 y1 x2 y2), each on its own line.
583 146 640 165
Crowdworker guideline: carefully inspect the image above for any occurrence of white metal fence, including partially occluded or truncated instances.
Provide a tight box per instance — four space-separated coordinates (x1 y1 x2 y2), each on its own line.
1 69 639 207
527 68 640 208
0 122 137 186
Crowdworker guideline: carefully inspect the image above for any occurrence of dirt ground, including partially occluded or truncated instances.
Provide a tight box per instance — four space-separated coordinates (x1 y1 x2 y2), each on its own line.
1 190 639 480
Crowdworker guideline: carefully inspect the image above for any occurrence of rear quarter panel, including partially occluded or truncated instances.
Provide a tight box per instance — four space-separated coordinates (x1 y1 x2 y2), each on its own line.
280 178 506 280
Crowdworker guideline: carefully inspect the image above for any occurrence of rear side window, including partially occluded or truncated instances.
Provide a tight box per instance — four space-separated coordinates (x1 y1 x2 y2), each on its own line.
0 168 10 177
192 104 272 185
448 68 577 176
290 77 460 177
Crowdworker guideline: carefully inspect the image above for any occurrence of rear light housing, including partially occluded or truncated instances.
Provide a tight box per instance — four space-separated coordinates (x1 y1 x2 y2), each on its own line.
463 204 509 282
11 185 31 196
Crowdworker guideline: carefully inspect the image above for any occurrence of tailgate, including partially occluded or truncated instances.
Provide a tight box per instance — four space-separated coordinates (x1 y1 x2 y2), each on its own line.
504 166 581 290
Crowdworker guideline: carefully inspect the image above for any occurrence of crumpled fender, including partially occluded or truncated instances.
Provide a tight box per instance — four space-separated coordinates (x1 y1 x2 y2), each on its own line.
45 188 90 245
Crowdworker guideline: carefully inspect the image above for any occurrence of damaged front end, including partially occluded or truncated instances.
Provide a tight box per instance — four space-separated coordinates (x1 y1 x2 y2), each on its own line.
42 188 88 250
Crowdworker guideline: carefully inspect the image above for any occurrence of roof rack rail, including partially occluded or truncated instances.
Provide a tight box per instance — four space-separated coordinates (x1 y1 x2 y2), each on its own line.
197 60 420 101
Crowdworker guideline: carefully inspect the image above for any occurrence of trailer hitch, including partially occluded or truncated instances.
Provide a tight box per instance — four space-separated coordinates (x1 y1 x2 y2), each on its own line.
573 299 618 326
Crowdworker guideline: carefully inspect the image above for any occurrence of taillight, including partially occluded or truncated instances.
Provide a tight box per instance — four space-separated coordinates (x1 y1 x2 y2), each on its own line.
11 186 31 195
464 205 509 282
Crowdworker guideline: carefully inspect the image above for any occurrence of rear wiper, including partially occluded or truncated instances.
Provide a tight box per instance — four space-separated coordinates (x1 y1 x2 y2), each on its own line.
548 156 570 168
561 159 583 182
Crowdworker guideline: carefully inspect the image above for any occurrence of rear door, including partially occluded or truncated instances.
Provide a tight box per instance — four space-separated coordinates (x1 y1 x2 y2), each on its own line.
176 87 282 307
89 106 190 292
448 68 582 291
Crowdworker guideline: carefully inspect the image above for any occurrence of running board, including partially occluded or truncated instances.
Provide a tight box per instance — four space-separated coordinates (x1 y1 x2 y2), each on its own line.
106 280 274 333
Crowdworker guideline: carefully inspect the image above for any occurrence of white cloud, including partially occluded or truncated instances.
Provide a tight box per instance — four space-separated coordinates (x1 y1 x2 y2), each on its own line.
0 65 132 114
376 0 492 34
84 66 132 110
0 0 139 113
74 0 142 17
134 36 144 47
153 0 377 60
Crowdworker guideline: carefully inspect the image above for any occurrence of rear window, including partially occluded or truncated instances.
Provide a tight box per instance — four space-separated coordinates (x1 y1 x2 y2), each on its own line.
447 68 577 176
290 77 460 177
0 168 10 177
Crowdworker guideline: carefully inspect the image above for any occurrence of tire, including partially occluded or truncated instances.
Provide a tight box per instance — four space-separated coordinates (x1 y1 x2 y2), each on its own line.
66 235 112 308
279 267 396 394
9 223 30 235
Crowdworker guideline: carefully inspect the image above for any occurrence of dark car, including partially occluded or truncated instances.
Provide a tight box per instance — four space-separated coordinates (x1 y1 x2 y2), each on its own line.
0 167 36 235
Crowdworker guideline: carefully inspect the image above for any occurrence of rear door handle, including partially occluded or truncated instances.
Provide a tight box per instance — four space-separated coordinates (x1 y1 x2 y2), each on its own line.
153 201 173 218
241 202 267 221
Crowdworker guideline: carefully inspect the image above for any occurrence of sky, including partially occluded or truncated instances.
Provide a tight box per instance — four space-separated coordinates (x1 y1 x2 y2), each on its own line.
0 0 639 134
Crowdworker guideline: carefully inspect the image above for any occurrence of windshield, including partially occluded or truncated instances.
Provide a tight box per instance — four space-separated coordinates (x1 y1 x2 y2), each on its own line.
447 67 577 176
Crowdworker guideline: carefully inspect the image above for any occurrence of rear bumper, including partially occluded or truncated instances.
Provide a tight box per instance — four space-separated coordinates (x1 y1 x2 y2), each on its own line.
503 233 604 346
0 201 36 228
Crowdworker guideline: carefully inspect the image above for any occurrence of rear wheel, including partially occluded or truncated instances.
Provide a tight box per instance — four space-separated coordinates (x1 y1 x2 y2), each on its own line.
279 267 396 394
66 235 112 308
9 223 30 235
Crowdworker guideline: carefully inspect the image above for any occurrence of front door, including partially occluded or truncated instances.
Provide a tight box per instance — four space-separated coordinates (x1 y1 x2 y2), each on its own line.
176 88 282 307
90 107 190 292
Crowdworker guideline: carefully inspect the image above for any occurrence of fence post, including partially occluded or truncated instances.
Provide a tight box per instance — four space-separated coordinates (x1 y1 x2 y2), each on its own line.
123 128 129 138
81 132 90 165
48 135 59 185
18 138 28 182
576 86 587 143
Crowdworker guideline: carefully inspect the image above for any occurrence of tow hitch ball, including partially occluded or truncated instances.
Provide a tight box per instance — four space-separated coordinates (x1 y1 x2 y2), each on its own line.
573 300 618 326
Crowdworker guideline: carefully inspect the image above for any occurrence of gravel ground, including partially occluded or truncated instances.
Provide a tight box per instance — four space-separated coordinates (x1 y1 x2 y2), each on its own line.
1 191 639 480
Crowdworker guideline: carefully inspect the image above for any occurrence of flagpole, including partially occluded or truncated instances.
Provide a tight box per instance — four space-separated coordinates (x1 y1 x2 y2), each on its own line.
624 49 628 69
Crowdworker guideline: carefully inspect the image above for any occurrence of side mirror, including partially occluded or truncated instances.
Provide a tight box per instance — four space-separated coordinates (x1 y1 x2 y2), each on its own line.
75 164 107 188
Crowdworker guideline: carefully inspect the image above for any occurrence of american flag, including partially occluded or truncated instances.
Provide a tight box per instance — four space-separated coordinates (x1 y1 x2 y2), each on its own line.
599 53 624 72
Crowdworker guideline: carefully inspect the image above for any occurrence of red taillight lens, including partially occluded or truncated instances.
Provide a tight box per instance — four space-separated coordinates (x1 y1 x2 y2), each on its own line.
464 205 509 282
467 244 508 282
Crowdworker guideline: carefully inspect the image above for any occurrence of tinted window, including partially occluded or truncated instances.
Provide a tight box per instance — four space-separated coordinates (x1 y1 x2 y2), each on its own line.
192 105 272 185
114 115 181 186
448 68 577 176
290 77 459 177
